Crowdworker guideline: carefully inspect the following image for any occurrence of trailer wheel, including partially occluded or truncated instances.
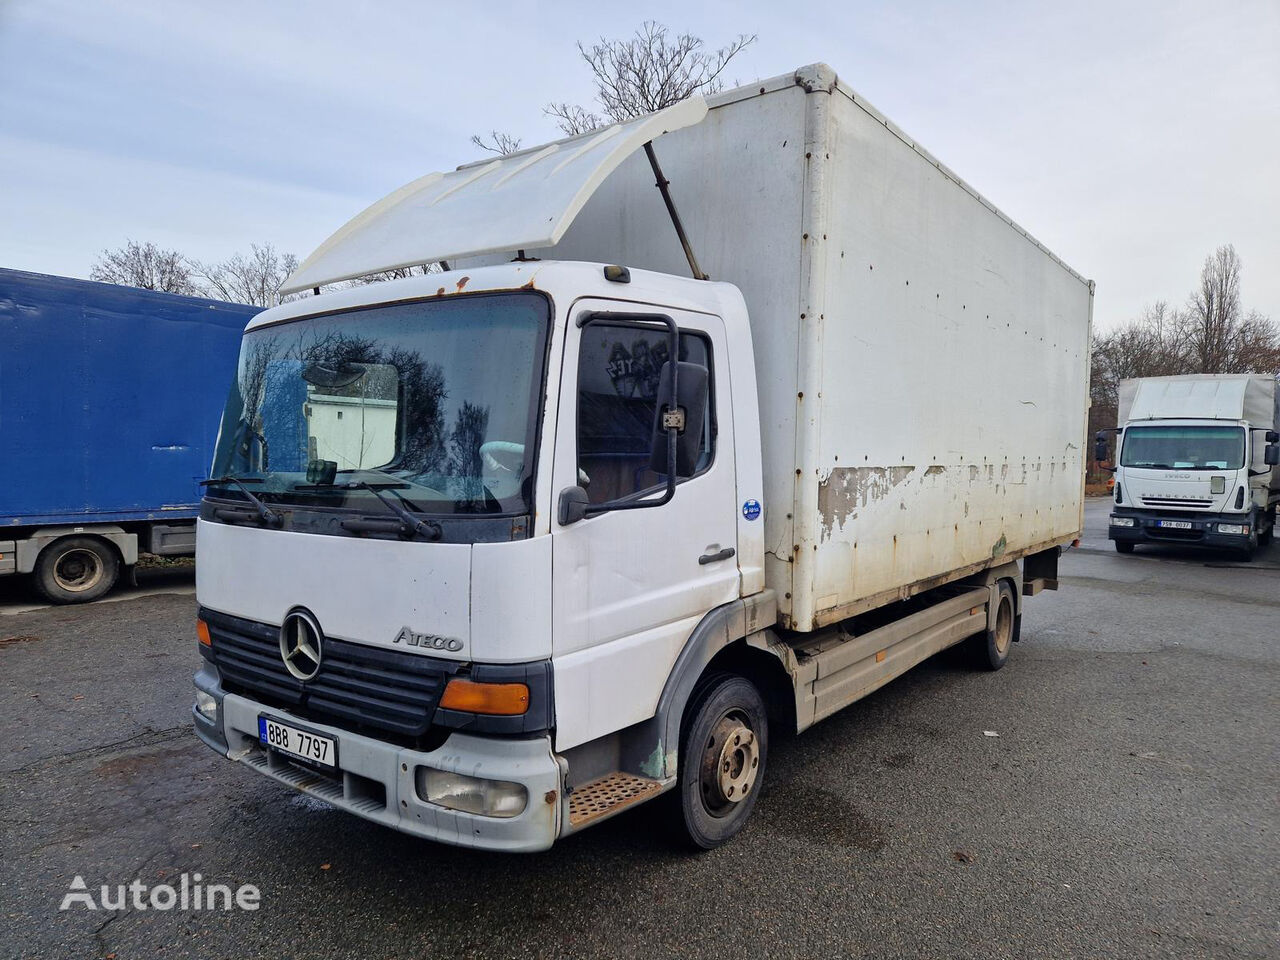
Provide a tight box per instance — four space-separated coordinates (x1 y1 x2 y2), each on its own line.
1115 541 1135 554
677 672 768 850
971 581 1017 671
33 536 120 604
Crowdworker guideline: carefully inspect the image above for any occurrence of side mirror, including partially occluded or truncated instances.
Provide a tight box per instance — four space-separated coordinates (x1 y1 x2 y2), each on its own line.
1093 431 1109 465
1266 430 1280 444
649 360 709 477
558 485 591 526
1266 443 1280 466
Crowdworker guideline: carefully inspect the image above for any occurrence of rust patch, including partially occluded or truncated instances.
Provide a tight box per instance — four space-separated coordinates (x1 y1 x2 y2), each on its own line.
95 744 193 778
521 278 536 290
455 275 470 291
0 635 41 648
818 465 913 534
436 286 446 296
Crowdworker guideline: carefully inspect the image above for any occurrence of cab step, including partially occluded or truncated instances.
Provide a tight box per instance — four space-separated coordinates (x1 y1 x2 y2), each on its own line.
568 772 664 828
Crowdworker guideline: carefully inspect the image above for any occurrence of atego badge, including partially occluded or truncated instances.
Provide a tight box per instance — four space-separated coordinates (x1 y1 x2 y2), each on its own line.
394 626 463 652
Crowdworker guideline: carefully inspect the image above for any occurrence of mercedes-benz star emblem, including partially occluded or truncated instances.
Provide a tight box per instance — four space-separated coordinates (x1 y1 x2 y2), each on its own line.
279 610 323 681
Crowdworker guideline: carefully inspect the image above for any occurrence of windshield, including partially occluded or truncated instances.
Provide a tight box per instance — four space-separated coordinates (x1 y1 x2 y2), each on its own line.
210 292 550 515
1119 425 1245 471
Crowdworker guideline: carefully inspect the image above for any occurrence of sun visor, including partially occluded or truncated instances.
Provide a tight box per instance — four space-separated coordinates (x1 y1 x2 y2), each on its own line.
281 97 708 295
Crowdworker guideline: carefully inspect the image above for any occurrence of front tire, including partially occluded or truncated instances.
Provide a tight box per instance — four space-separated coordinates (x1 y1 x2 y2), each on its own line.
677 672 768 850
1115 541 1135 554
32 536 119 604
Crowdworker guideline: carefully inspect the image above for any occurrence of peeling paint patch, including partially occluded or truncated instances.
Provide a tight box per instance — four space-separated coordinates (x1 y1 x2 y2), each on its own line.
990 534 1008 557
924 465 945 476
819 465 914 534
639 743 665 779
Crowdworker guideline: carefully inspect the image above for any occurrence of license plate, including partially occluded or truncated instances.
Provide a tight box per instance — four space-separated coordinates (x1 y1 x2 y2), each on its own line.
1156 520 1193 530
258 716 336 769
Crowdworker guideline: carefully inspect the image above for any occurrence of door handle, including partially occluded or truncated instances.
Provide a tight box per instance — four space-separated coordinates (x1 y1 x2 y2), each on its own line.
698 547 736 565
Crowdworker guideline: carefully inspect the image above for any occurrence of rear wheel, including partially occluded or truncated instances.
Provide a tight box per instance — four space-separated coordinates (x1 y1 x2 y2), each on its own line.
970 581 1017 671
33 536 119 604
1259 507 1275 546
677 672 768 850
1115 541 1135 554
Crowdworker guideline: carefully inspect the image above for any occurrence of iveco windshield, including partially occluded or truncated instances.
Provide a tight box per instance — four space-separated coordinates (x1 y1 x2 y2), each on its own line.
1120 425 1245 471
209 292 550 516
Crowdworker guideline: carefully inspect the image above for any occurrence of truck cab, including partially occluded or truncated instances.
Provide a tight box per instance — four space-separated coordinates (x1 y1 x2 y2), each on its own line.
194 261 765 850
1104 377 1280 558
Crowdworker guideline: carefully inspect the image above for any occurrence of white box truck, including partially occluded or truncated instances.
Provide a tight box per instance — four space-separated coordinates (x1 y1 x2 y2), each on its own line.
192 64 1093 851
1101 375 1280 558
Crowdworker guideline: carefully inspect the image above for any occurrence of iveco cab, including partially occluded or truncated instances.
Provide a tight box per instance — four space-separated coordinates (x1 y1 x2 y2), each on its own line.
1100 375 1280 559
192 65 1093 851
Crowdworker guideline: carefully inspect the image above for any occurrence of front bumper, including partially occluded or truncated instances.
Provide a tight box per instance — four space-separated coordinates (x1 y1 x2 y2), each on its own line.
193 666 563 852
1108 509 1253 549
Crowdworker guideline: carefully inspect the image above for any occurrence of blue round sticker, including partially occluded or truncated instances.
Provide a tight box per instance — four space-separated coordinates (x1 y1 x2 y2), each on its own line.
742 499 761 521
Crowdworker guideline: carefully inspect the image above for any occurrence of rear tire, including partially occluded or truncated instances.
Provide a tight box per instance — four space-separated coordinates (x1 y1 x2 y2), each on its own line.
677 672 768 850
970 581 1017 671
32 536 119 604
1115 541 1135 554
1259 508 1275 546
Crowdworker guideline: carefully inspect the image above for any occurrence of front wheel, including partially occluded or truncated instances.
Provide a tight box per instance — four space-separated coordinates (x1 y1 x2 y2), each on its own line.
677 673 768 850
33 536 120 604
1115 541 1135 554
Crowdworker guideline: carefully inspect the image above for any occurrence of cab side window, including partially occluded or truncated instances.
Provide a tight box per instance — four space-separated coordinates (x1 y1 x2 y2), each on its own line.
576 322 713 505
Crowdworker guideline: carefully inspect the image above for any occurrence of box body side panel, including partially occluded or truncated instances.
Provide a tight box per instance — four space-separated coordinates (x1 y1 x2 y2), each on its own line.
798 89 1092 625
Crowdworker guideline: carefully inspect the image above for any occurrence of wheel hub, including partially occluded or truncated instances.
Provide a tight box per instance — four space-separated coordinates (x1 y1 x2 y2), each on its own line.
699 715 759 811
54 549 103 592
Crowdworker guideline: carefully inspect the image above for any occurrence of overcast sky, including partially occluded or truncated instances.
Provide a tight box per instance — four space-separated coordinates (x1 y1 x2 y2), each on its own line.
1 0 1276 329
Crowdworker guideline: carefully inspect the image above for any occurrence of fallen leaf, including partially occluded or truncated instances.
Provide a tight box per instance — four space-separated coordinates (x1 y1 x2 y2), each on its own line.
191 843 202 849
952 850 974 863
983 730 999 738
320 863 331 870
72 695 85 701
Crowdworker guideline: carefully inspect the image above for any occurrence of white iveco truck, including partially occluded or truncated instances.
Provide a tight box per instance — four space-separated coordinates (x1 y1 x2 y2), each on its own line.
193 64 1092 851
1101 375 1280 558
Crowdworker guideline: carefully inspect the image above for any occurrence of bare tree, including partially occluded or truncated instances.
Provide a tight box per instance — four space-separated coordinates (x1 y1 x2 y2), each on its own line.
347 264 446 285
472 22 756 152
543 102 604 138
1178 244 1280 374
470 131 523 156
90 240 201 295
196 243 300 308
547 22 756 135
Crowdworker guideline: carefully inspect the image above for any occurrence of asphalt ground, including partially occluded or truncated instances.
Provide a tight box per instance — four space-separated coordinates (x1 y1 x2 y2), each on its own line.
1 499 1276 959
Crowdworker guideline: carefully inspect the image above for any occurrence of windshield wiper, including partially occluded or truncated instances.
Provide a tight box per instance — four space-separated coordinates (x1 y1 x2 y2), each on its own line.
200 475 282 528
351 482 442 541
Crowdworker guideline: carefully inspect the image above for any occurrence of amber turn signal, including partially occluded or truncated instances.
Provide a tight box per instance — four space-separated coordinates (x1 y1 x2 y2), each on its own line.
439 678 529 716
196 619 212 647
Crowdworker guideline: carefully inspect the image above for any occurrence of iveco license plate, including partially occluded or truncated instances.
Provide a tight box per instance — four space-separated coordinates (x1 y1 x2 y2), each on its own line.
258 716 336 769
1156 520 1193 530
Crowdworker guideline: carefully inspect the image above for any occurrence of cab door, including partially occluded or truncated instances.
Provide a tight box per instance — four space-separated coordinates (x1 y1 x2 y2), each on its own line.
549 301 740 749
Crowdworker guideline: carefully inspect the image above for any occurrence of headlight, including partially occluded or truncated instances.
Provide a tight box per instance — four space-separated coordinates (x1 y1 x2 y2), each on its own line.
194 689 218 720
1110 517 1135 527
417 767 528 818
1217 523 1248 536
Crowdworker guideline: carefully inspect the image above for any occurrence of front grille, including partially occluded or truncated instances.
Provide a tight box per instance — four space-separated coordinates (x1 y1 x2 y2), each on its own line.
202 608 460 739
1141 497 1212 508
